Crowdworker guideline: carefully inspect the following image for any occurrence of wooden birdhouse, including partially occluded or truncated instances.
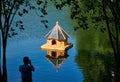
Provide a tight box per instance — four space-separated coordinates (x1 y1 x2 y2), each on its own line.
41 21 72 50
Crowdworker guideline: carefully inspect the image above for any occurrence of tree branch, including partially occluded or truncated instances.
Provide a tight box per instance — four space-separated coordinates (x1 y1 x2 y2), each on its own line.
5 0 17 40
108 0 119 58
0 0 5 46
0 0 2 29
7 0 16 24
102 0 117 59
8 0 18 28
9 9 17 28
3 0 8 37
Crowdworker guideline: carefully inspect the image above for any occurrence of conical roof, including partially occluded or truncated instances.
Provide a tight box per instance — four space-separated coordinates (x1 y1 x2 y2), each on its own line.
45 21 69 40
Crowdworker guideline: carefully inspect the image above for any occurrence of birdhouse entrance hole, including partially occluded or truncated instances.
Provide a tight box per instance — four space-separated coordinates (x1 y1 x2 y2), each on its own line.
52 51 56 57
52 40 56 45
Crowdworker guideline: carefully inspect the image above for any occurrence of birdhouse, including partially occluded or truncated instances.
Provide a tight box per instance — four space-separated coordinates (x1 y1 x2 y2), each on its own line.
41 21 72 50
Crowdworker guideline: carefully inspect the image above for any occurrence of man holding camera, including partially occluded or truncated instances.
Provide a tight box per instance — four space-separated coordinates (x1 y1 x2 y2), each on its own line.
19 56 35 82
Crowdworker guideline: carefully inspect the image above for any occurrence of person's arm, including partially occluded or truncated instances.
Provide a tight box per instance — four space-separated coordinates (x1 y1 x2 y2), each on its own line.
29 60 35 71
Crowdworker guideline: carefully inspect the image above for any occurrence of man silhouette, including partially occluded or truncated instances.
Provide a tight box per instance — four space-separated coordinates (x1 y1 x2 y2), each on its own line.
19 56 35 82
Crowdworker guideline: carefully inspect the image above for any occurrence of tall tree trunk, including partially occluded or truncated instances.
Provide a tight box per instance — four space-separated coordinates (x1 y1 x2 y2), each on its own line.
2 37 7 82
0 0 2 81
108 0 120 81
0 36 2 82
102 0 120 82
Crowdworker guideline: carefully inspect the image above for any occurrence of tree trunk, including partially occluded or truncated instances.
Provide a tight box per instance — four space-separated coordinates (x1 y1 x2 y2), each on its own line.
102 0 120 82
0 49 2 82
2 37 7 82
108 0 120 81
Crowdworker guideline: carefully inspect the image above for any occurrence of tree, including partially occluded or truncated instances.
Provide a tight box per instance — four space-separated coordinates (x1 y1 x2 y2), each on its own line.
102 0 120 81
51 0 120 81
0 0 48 82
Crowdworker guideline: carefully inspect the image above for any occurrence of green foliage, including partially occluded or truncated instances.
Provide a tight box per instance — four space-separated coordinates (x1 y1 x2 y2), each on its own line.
75 27 112 53
70 0 107 32
1 0 49 38
51 0 120 33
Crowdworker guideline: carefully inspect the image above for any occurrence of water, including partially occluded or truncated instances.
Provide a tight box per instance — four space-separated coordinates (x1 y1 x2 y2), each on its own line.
6 33 84 82
6 37 84 82
5 3 84 82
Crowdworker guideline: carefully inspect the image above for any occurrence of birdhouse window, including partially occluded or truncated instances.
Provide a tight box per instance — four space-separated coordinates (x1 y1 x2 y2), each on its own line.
52 40 56 45
52 51 56 57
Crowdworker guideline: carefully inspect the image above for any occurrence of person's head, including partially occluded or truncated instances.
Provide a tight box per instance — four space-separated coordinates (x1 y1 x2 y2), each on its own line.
23 56 29 64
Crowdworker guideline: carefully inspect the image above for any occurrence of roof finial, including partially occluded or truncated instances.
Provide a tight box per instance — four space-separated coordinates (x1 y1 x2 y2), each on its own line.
56 21 59 25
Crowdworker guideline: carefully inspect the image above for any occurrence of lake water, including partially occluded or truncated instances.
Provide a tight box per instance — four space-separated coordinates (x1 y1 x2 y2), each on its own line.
7 37 84 82
5 3 84 82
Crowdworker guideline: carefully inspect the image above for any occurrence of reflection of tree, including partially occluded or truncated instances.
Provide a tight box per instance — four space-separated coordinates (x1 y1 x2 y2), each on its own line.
74 26 115 82
75 50 114 82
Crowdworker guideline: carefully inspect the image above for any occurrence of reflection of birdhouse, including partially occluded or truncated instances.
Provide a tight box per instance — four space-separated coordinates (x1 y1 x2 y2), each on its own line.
46 49 68 58
41 21 72 50
45 49 69 72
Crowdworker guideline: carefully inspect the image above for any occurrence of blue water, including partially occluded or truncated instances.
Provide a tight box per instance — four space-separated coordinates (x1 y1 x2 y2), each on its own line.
6 37 84 82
